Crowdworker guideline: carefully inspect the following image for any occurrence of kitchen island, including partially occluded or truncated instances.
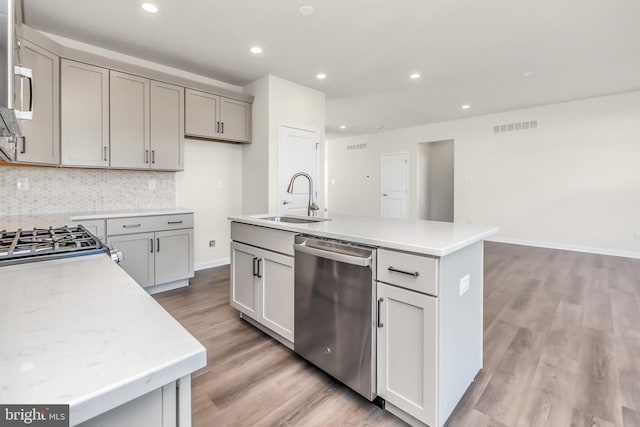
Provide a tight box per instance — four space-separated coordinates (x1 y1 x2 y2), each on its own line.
0 253 206 426
228 213 498 427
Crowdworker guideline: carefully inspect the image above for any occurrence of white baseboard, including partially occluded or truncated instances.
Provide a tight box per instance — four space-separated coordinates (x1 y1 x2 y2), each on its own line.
486 236 640 259
195 257 230 271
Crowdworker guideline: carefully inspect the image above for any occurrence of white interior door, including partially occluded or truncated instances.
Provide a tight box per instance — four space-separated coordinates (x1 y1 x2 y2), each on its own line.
278 125 319 215
381 152 408 218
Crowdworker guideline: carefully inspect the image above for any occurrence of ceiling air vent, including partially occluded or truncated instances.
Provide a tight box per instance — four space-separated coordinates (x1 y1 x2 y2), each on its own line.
492 120 538 134
346 143 367 151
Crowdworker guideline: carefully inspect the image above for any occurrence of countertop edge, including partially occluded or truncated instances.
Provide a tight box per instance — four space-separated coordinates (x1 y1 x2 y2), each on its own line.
228 215 499 257
70 346 206 425
71 208 194 221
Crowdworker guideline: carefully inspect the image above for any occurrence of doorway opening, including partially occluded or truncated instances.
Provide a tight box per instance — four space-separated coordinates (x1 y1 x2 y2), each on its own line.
418 139 454 221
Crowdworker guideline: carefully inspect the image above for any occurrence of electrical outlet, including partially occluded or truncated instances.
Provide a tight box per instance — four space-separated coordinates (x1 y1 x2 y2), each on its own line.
459 275 470 296
148 179 156 190
217 179 224 190
209 240 216 248
635 232 640 241
16 177 29 190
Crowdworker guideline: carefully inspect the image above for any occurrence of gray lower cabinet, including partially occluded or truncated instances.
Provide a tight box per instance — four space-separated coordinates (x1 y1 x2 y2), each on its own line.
107 232 155 288
110 229 193 289
185 88 251 143
15 39 60 165
230 241 294 342
376 282 437 426
106 214 194 292
61 59 110 167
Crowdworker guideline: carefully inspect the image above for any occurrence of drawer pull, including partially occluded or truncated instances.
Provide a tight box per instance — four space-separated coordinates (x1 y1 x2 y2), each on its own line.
123 224 141 228
388 266 420 277
167 220 183 224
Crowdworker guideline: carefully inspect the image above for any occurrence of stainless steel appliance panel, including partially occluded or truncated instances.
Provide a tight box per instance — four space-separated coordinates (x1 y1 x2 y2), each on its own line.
294 235 376 400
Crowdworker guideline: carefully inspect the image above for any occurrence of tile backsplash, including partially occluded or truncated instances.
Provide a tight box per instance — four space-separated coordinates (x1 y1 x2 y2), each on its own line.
0 167 176 215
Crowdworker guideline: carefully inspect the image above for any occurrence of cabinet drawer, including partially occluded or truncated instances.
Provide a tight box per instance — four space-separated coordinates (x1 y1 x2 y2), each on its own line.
377 249 438 296
107 214 194 236
231 222 296 256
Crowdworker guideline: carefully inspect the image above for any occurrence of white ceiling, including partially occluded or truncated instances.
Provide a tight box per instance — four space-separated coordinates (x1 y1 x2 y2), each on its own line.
22 0 640 139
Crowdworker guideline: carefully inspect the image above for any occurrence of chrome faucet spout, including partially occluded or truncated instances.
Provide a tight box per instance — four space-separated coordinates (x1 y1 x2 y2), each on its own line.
286 172 319 216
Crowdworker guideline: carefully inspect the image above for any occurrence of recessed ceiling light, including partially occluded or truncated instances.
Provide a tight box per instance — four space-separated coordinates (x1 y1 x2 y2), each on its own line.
339 125 346 129
250 46 263 54
461 104 471 110
316 73 327 80
300 6 314 16
409 73 421 79
522 71 535 78
141 3 158 13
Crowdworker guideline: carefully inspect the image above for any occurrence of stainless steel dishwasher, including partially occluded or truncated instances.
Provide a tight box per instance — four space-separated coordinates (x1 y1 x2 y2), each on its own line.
294 235 377 400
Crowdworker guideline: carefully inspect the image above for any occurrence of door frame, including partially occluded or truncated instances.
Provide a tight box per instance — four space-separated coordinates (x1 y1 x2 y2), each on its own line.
277 122 321 213
380 151 409 218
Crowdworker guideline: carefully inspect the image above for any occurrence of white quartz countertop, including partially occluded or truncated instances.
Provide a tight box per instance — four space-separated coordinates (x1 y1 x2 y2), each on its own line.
0 254 206 426
229 214 498 257
1 208 193 230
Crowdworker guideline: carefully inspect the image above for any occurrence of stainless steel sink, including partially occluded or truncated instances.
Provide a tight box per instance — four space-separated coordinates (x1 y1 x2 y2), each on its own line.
262 216 330 224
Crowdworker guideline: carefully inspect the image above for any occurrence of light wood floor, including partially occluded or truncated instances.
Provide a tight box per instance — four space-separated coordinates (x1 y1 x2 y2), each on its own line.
154 242 640 427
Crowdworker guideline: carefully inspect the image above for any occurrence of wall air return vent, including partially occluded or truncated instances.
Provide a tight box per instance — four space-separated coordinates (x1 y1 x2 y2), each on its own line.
346 143 367 151
493 120 538 134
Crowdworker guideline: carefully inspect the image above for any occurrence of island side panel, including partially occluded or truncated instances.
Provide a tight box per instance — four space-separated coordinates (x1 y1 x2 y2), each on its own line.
437 241 484 427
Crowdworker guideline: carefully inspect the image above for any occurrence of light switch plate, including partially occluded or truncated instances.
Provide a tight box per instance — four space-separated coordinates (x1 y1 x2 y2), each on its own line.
460 275 470 296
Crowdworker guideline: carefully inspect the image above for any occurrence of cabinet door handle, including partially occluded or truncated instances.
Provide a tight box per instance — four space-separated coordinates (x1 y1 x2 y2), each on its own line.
167 220 183 224
377 298 384 328
122 224 141 228
388 266 420 277
150 238 154 253
156 238 160 252
256 258 262 278
151 150 155 164
103 146 108 162
252 257 258 276
20 136 26 154
221 122 224 134
216 121 219 133
145 149 149 164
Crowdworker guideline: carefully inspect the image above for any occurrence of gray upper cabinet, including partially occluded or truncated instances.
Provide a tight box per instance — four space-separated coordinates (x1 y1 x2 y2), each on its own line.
109 72 184 171
14 40 60 165
185 88 251 143
184 88 218 139
110 71 150 169
150 81 184 171
220 97 251 142
61 59 110 167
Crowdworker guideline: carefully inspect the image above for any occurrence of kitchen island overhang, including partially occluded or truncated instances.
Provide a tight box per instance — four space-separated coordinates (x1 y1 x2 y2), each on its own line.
0 253 206 426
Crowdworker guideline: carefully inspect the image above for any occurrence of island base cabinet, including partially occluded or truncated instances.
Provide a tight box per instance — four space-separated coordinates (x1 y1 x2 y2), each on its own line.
376 282 437 427
77 376 191 427
230 241 294 342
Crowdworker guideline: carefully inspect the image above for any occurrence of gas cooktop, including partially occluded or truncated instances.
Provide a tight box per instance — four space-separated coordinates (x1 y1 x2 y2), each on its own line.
0 225 110 266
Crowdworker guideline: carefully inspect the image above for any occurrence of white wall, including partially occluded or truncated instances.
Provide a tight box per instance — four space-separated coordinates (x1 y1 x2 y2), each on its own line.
243 75 326 214
176 140 242 269
327 91 640 257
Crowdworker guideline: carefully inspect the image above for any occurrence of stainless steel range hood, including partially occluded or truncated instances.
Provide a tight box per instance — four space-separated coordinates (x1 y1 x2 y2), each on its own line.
0 0 32 162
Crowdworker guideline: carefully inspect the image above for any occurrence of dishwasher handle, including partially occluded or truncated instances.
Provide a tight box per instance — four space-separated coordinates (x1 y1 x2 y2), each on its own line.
294 241 372 267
